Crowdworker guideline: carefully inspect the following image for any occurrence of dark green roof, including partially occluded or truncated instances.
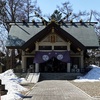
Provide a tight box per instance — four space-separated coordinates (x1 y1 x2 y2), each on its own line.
61 23 99 47
6 23 45 47
6 22 99 49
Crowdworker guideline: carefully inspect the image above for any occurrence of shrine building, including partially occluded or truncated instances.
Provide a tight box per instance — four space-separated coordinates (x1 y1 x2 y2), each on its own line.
6 18 99 73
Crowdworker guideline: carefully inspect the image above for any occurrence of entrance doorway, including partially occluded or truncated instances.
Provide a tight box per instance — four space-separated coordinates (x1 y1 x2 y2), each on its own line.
39 57 67 73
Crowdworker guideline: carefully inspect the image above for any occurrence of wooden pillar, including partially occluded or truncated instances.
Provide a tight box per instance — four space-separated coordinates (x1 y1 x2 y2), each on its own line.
6 48 10 70
8 49 16 69
80 51 84 69
67 42 71 73
35 42 39 72
35 63 39 72
22 51 26 72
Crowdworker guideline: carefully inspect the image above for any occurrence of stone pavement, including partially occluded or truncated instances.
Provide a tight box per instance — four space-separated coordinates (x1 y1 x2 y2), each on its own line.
21 80 95 100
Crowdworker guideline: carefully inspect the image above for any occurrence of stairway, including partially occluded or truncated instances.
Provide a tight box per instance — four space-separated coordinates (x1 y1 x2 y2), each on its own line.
39 73 81 81
26 73 40 83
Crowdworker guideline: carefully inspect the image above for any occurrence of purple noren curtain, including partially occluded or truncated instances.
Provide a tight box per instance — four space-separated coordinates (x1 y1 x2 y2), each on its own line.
33 51 70 63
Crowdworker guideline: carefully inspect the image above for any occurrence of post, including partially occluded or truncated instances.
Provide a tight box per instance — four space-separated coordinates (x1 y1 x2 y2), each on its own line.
35 42 39 73
35 63 39 72
80 51 84 69
22 51 26 72
67 42 71 72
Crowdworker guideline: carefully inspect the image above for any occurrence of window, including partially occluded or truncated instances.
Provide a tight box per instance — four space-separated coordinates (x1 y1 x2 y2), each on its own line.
39 46 52 50
54 46 67 50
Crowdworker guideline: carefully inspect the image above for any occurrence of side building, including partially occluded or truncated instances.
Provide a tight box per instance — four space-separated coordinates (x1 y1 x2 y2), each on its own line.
6 20 99 73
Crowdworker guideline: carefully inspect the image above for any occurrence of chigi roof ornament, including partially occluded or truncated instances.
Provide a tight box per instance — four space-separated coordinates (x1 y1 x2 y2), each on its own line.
33 11 73 25
22 19 26 23
33 12 96 26
34 11 48 25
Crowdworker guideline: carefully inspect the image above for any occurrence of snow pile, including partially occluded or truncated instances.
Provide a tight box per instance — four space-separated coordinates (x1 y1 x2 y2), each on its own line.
74 65 100 82
0 69 29 100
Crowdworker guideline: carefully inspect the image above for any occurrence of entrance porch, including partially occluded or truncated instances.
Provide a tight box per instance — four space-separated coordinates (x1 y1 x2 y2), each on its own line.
39 57 67 73
33 51 71 73
21 50 84 73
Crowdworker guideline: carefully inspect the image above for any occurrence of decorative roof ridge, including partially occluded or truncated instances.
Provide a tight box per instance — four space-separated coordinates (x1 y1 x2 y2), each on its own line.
8 21 98 24
8 21 97 27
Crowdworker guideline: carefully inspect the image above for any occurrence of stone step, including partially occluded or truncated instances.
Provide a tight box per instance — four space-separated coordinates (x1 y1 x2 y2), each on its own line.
26 73 40 83
39 73 82 81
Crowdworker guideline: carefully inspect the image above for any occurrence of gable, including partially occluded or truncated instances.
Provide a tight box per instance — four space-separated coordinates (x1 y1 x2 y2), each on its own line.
41 32 65 43
21 22 85 52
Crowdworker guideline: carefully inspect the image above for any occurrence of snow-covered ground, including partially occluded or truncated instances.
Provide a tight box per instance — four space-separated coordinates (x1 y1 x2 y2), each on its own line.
1 65 100 99
0 69 29 100
74 65 100 82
